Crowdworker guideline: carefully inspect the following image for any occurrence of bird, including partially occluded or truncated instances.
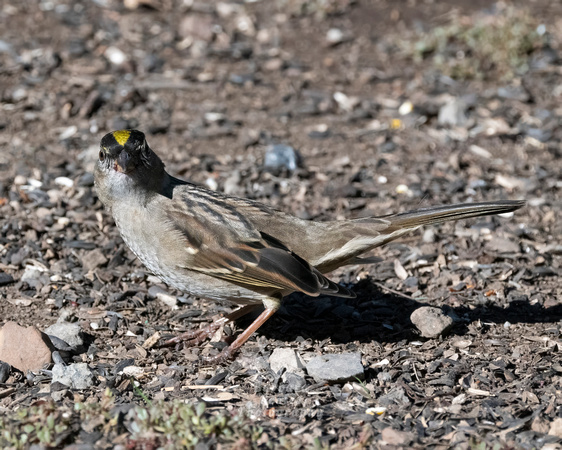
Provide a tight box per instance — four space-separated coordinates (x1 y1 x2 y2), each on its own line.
94 129 525 362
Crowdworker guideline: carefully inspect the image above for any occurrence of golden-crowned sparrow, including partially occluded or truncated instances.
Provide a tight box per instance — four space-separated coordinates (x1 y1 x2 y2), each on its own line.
94 129 525 361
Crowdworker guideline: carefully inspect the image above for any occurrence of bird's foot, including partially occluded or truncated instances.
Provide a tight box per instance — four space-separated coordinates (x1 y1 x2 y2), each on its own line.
202 345 237 364
159 317 228 349
159 304 262 351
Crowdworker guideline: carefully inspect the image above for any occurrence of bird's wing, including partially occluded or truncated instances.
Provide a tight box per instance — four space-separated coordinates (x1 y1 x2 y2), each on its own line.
165 188 354 298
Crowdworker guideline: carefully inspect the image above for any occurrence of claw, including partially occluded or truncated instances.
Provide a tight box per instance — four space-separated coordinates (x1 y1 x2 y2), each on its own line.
157 304 263 352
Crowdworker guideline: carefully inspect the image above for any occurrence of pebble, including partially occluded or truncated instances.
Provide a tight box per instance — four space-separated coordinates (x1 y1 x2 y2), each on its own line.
269 348 305 375
0 322 54 373
326 28 345 46
0 272 14 286
395 184 410 195
410 306 454 338
51 362 95 389
54 176 74 188
104 46 127 65
81 249 108 271
148 285 177 308
284 372 306 391
333 92 359 112
21 265 50 290
59 125 77 141
497 85 530 102
122 365 145 378
393 259 408 280
422 228 436 243
305 353 364 383
549 418 562 438
0 361 11 383
398 100 414 116
381 427 413 445
45 321 84 348
438 98 468 127
264 144 301 172
468 144 492 159
486 237 520 253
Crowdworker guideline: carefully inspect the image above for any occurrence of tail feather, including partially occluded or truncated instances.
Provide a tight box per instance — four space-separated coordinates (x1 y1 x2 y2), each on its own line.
385 200 525 231
312 200 525 273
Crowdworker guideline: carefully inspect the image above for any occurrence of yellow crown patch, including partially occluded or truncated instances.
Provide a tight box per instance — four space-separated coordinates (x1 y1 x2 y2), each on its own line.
112 130 131 146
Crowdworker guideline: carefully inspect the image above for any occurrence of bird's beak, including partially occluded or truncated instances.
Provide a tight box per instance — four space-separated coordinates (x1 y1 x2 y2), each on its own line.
114 150 133 173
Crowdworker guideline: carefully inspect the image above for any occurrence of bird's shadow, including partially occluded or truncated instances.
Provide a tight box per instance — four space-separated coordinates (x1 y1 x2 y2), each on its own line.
242 278 562 346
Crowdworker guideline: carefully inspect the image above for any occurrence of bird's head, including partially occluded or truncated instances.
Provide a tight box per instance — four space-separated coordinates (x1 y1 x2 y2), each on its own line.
95 130 167 206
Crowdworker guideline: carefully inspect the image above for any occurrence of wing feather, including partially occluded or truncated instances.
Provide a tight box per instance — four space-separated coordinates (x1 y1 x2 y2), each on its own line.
166 186 354 298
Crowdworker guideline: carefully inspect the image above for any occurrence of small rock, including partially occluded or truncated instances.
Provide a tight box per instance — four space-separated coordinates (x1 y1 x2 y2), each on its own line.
398 100 414 116
379 386 410 406
497 85 530 102
223 170 242 196
0 361 11 383
403 276 418 288
0 272 14 286
525 128 551 143
179 14 214 42
410 306 454 338
0 322 54 372
78 172 95 187
264 144 301 173
284 372 306 391
122 365 144 378
549 418 562 438
50 387 71 402
393 259 408 280
45 321 84 348
21 266 50 290
104 46 127 65
438 98 468 127
148 285 177 308
82 249 108 271
54 176 74 188
382 427 412 445
269 348 305 375
468 144 492 159
422 228 435 243
305 353 364 383
51 362 95 389
486 237 520 253
59 125 77 141
326 28 346 46
333 92 359 112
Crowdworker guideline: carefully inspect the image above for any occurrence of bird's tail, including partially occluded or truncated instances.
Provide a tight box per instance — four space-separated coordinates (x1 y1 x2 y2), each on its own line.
312 199 525 273
384 200 526 231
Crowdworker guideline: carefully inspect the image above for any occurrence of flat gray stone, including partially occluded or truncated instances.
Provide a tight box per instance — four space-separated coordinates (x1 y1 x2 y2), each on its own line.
305 353 364 383
269 348 305 375
51 363 95 389
45 321 84 348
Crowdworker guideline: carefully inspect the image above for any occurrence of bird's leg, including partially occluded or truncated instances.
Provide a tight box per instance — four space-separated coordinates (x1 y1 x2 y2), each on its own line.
203 305 279 364
161 304 261 348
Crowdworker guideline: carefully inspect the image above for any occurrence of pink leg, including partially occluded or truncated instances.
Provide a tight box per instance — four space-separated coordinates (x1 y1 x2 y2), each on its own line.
203 306 279 364
160 304 261 348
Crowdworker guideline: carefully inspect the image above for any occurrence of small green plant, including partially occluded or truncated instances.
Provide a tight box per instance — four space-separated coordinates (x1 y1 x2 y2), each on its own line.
0 389 265 449
402 5 545 80
0 402 75 449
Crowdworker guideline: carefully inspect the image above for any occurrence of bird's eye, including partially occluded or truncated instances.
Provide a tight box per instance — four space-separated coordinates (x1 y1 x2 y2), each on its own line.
99 150 105 162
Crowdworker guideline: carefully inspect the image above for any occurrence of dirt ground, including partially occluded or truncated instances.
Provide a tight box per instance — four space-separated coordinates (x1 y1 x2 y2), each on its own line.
0 0 561 448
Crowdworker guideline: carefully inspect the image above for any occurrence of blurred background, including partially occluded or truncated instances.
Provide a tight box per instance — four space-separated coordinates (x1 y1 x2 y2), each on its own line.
0 0 561 448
